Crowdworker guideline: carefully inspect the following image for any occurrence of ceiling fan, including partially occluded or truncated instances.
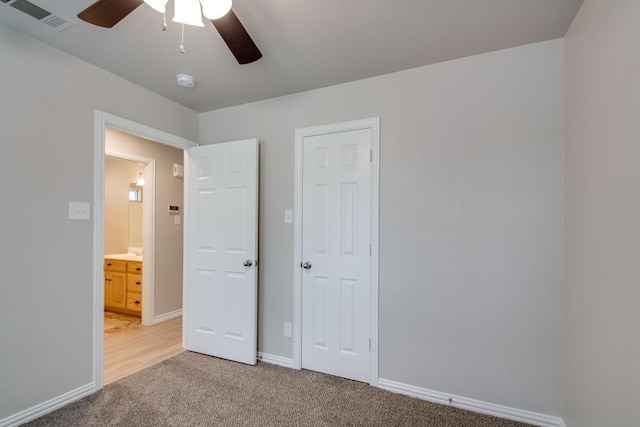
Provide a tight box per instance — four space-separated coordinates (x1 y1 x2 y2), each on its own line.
76 0 262 64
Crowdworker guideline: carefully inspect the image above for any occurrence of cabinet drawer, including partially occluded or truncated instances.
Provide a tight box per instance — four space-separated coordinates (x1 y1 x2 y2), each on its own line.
127 293 142 312
128 262 143 274
104 259 127 273
128 274 142 293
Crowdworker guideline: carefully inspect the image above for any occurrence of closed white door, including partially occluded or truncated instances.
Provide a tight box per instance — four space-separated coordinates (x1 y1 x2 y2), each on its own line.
184 139 258 365
301 128 371 382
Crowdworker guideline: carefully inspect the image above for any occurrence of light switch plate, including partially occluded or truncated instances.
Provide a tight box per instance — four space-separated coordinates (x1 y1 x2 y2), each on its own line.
284 322 292 338
284 209 293 224
69 202 90 220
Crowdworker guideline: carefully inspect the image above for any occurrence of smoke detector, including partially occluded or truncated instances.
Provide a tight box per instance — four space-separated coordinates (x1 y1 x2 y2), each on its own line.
176 74 196 88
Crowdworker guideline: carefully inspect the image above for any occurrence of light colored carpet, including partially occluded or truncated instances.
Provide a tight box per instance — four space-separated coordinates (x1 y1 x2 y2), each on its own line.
25 351 534 426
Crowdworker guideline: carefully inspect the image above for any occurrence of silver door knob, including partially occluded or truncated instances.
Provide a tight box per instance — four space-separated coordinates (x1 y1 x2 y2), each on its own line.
243 259 253 267
302 262 312 269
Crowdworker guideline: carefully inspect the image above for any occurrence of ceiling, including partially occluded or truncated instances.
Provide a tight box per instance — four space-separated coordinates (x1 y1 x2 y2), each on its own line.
0 0 583 113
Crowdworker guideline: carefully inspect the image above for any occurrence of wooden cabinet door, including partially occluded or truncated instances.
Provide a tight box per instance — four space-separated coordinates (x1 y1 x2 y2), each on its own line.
106 272 127 309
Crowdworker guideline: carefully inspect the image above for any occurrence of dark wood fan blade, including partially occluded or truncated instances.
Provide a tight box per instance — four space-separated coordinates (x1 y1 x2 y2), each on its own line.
211 10 262 64
78 0 144 28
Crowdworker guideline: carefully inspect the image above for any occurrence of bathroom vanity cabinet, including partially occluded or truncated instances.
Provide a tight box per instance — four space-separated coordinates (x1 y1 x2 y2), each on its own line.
126 261 143 314
105 258 142 316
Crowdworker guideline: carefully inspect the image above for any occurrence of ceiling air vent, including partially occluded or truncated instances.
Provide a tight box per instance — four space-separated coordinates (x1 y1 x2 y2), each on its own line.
2 0 75 31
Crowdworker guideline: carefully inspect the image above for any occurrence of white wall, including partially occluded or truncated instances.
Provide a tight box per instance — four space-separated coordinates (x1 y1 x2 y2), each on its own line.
200 39 564 415
0 23 197 420
563 1 640 426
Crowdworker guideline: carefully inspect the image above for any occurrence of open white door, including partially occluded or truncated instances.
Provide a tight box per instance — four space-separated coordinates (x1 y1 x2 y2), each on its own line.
183 139 259 365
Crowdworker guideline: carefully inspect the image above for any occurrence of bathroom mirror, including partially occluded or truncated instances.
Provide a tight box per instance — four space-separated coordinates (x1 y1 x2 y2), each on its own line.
128 184 143 248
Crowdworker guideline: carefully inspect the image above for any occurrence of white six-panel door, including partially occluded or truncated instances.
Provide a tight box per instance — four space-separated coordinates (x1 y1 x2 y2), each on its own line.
301 128 372 382
184 139 258 365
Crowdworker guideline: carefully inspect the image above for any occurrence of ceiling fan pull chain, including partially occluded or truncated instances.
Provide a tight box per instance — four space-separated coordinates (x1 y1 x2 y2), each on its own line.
180 24 186 54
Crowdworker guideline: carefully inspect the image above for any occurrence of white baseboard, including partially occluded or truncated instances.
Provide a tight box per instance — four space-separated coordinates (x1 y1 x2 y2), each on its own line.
257 352 294 368
2 364 564 427
254 356 564 426
378 378 564 427
153 309 182 324
0 382 95 427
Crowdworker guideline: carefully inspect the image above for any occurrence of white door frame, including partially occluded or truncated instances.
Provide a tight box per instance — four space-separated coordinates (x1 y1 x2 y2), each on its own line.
292 117 380 386
93 110 197 390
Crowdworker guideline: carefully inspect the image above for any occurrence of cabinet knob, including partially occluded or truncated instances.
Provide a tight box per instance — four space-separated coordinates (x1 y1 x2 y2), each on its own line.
136 281 141 285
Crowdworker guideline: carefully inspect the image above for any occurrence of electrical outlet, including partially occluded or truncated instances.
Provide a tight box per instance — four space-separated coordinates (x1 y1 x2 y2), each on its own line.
284 322 292 338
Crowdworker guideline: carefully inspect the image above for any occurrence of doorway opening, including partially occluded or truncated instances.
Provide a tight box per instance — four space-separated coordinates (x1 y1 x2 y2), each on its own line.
104 152 154 325
93 111 197 390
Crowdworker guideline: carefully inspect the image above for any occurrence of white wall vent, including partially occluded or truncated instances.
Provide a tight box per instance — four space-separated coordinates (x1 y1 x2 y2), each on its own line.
1 0 75 31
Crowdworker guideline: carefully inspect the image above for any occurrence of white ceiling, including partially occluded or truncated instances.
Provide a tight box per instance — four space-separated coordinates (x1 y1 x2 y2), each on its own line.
0 0 583 113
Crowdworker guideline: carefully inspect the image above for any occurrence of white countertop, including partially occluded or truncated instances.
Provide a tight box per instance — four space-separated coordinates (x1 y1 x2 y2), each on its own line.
104 253 143 262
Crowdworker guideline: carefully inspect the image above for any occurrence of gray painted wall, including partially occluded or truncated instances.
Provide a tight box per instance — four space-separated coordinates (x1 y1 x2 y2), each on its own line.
200 39 564 415
0 24 197 419
12 9 630 421
564 1 640 426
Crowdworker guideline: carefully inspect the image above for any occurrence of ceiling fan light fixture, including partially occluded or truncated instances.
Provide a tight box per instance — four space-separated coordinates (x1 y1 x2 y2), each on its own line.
143 0 169 13
200 0 232 20
76 0 262 64
173 0 205 27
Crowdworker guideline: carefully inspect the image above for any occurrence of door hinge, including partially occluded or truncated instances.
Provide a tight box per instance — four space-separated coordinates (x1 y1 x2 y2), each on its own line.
370 150 373 162
369 338 372 351
370 244 372 256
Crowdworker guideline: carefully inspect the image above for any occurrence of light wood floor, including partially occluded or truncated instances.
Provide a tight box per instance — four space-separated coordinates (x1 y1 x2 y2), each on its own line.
104 314 184 385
